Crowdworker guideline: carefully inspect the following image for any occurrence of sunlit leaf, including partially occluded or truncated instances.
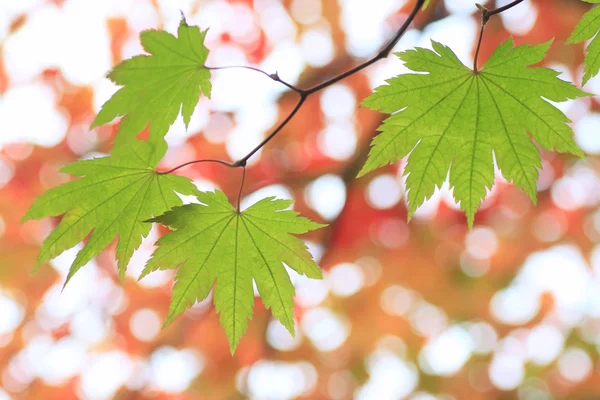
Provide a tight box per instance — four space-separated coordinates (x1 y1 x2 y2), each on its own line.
92 17 211 147
360 39 587 226
23 140 199 283
567 0 600 85
141 191 325 353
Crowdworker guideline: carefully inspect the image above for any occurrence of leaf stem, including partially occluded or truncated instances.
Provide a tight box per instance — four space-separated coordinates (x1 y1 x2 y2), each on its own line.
473 23 486 72
236 167 246 213
156 159 237 175
473 0 525 72
206 65 303 94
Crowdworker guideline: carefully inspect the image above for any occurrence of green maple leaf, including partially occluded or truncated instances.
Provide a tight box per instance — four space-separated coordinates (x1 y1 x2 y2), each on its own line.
22 140 200 283
91 17 211 147
567 0 600 85
360 38 587 226
140 190 325 353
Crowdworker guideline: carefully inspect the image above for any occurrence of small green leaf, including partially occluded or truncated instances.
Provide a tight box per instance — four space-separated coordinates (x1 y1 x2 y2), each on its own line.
141 191 325 353
567 0 600 84
92 17 211 147
361 39 588 226
22 140 200 284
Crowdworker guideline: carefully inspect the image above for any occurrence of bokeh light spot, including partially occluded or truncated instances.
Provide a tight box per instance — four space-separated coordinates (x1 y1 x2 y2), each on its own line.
557 348 592 383
129 309 161 342
367 174 402 209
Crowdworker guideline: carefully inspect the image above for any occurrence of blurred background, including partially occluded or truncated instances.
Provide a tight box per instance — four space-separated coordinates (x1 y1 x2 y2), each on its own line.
1 0 600 398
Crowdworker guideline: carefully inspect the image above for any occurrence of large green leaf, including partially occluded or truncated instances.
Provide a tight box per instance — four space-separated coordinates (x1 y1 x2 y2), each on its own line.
92 17 211 147
360 38 587 226
23 140 200 283
567 0 600 85
141 191 325 353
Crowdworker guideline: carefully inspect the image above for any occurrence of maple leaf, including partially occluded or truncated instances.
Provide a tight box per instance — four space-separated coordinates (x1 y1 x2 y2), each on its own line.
360 38 587 226
140 190 325 353
567 0 600 85
22 140 200 283
91 17 211 147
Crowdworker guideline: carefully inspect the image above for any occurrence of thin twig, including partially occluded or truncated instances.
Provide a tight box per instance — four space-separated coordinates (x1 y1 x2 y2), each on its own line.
238 96 307 165
487 0 525 17
156 159 237 175
304 0 426 95
206 65 303 94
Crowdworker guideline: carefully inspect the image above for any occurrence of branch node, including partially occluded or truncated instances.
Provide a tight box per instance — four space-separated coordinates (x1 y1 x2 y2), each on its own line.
233 159 247 168
476 4 490 25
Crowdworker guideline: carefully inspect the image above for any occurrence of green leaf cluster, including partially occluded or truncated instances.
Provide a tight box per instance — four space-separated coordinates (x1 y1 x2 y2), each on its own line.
23 8 596 352
22 140 200 283
23 17 326 352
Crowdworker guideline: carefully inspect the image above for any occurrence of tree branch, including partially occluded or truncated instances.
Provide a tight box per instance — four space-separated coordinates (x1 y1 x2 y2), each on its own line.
486 0 525 17
237 96 307 165
303 0 426 95
206 65 303 94
235 0 425 163
164 0 426 175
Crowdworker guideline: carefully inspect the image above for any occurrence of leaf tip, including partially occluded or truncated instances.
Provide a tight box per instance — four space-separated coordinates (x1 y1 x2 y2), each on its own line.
118 266 127 284
30 261 42 276
406 199 419 223
356 165 371 179
529 192 538 207
61 276 72 293
360 96 375 110
138 264 154 281
312 269 324 280
162 316 174 329
406 210 414 224
316 222 329 230
20 211 32 224
179 11 188 26
89 117 101 130
466 213 475 229
285 322 296 338
228 337 241 355
565 34 578 45
542 38 555 48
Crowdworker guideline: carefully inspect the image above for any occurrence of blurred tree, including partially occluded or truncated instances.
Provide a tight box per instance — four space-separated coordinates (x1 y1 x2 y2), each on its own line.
2 0 600 399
